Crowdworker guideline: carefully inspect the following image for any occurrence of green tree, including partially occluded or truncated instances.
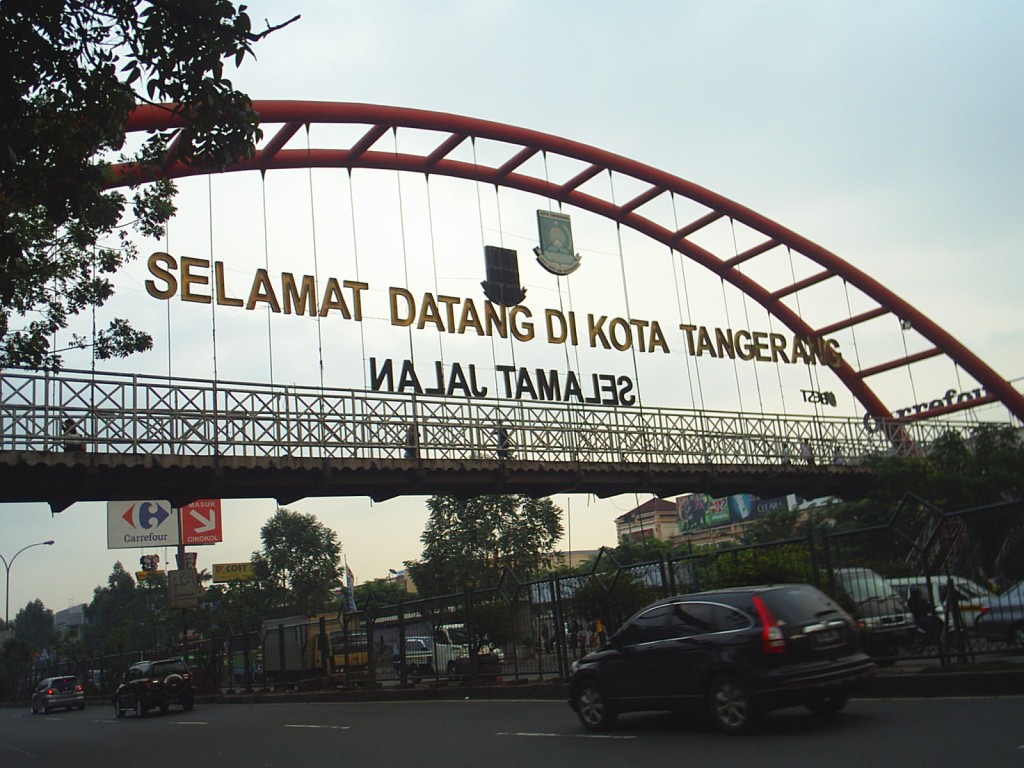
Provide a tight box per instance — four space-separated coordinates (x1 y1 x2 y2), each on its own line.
868 424 1024 509
569 572 660 634
13 598 54 651
405 495 564 596
354 578 410 609
251 508 343 616
1 1 295 369
84 561 176 655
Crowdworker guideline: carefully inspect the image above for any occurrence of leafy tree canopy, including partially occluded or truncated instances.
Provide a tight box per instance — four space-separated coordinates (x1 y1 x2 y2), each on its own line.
251 507 343 617
1 1 295 369
84 561 177 655
13 598 53 650
868 424 1024 509
406 495 564 596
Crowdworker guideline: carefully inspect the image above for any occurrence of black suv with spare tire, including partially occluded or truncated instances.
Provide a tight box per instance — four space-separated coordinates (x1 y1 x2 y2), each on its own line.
569 584 876 734
114 658 195 718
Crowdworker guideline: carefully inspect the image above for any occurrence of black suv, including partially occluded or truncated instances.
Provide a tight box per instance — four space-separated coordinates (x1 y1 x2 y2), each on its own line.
113 658 195 717
569 584 876 734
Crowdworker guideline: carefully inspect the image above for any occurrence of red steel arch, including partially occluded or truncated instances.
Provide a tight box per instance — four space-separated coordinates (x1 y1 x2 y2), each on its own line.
112 101 1024 426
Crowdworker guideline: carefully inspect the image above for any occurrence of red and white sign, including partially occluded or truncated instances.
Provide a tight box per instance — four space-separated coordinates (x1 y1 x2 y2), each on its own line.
181 499 223 546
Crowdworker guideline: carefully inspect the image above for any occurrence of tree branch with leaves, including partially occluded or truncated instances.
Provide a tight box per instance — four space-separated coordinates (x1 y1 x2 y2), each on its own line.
0 0 296 369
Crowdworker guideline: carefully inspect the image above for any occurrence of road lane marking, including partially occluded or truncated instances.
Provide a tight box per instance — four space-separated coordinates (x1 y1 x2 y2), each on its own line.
172 722 209 725
0 739 34 756
284 724 350 730
496 732 635 740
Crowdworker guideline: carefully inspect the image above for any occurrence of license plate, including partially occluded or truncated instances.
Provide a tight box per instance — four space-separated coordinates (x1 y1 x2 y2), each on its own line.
815 629 842 646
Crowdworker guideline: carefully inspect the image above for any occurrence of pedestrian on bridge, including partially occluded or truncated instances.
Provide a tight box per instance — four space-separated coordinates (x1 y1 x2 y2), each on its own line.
800 439 815 466
780 442 792 466
404 423 419 459
61 417 86 453
495 422 512 460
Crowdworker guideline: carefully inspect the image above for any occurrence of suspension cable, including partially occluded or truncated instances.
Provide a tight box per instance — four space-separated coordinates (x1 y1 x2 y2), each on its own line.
669 193 704 413
472 137 502 399
841 279 863 419
260 171 275 387
718 275 745 414
786 245 820 421
392 127 416 368
425 174 445 373
608 172 645 416
305 125 325 393
345 169 368 391
207 176 218 383
730 218 764 415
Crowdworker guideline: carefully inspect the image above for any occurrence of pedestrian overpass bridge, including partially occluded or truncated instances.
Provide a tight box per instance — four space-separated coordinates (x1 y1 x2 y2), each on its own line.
3 102 1021 513
0 366 980 513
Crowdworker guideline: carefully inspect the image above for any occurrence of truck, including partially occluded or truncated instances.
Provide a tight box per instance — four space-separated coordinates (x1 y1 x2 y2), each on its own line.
261 614 370 684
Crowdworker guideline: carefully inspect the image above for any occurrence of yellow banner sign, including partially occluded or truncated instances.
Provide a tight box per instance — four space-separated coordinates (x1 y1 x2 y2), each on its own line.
212 562 254 583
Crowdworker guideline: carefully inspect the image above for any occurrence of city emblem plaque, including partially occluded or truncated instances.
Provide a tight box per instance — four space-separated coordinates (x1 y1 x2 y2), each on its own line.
534 209 581 275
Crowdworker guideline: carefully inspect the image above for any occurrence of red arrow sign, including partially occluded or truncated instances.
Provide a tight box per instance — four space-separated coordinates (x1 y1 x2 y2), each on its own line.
181 499 223 546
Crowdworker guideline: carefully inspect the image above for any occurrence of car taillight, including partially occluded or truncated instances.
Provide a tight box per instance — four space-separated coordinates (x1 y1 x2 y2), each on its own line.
75 685 83 692
47 688 55 695
753 595 786 654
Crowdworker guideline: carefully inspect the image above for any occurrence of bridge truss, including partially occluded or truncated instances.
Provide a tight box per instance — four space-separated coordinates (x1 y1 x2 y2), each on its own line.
0 367 979 511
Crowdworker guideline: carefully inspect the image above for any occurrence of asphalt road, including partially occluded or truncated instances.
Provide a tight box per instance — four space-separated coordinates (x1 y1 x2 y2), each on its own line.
2 696 1022 768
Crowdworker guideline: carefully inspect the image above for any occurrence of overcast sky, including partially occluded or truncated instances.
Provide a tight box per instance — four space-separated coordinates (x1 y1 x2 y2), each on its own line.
4 0 1022 620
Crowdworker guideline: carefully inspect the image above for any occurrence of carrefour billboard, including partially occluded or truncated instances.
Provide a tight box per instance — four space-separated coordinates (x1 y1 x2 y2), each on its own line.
106 500 179 549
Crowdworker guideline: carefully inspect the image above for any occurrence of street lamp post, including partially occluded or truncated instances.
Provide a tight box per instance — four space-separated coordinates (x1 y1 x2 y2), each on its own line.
0 540 55 627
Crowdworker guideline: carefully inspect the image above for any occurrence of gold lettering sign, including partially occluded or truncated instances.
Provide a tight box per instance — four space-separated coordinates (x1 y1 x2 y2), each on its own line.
145 252 842 367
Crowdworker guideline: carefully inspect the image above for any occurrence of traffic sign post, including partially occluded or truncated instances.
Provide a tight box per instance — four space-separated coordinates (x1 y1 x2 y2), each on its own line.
168 569 199 610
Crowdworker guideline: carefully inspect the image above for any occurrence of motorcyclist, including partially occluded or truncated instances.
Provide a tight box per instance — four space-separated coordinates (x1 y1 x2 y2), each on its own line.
908 587 944 643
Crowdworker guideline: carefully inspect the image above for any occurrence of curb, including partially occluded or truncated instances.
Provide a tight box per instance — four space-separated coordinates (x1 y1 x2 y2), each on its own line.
6 668 1023 710
201 668 1024 705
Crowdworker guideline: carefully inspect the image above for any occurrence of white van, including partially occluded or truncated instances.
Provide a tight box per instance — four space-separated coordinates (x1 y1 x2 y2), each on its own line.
433 624 503 676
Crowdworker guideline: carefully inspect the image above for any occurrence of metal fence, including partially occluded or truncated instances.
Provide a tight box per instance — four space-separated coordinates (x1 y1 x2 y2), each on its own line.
4 496 1021 703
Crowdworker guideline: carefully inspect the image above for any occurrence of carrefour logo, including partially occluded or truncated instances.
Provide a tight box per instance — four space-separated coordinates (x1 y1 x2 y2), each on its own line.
122 501 172 530
119 501 175 544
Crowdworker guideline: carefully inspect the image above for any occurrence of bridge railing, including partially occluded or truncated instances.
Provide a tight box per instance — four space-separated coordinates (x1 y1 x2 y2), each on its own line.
0 367 982 465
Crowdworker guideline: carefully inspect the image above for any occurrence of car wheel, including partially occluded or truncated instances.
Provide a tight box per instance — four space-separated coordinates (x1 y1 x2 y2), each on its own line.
409 665 422 683
159 703 170 713
134 696 146 718
1009 623 1024 649
114 697 126 719
181 696 195 712
31 703 38 715
805 693 848 716
446 661 457 677
77 704 85 711
43 704 50 715
573 679 617 732
707 675 757 734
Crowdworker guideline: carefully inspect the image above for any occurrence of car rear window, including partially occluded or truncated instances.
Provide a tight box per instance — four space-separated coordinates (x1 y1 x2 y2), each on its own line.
760 586 845 624
152 660 188 676
53 677 78 691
